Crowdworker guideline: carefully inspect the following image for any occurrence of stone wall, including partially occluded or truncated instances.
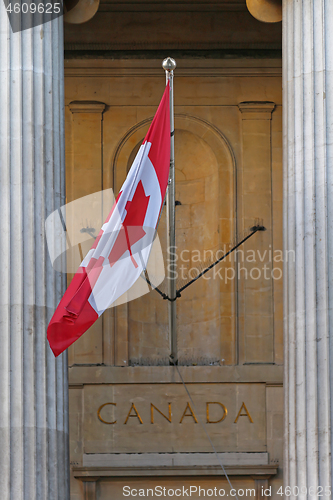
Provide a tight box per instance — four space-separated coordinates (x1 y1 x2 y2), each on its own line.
64 57 283 500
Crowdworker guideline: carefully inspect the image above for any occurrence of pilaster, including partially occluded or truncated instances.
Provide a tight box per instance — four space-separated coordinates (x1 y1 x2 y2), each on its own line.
238 102 276 364
67 100 106 366
83 479 97 500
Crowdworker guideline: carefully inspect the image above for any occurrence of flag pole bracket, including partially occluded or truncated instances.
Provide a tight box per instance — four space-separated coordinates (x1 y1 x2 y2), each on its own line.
145 219 266 303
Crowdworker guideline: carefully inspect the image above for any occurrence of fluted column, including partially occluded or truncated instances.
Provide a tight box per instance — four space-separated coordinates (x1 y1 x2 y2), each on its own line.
0 9 70 500
283 0 333 497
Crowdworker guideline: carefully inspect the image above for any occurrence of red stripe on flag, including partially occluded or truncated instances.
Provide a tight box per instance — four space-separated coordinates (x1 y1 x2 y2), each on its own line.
47 269 98 357
145 83 170 198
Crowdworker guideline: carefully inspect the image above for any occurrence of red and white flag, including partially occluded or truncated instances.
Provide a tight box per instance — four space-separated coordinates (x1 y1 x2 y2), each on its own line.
48 84 170 356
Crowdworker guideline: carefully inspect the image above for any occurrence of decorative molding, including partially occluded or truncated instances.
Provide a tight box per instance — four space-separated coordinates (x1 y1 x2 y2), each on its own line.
64 60 282 78
68 101 106 114
238 101 276 119
64 42 282 51
238 101 276 112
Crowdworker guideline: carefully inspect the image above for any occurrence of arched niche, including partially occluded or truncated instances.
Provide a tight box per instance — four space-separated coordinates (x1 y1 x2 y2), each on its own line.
111 114 237 365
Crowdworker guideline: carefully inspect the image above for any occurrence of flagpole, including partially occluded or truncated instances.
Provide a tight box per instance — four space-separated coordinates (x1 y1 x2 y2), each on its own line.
162 57 177 364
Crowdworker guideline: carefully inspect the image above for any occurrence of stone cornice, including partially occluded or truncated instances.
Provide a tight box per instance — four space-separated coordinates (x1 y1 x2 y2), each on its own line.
64 59 282 78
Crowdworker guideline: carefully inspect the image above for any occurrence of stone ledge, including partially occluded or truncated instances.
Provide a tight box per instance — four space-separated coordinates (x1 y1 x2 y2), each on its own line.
73 464 278 478
73 453 278 478
68 365 283 385
82 452 270 468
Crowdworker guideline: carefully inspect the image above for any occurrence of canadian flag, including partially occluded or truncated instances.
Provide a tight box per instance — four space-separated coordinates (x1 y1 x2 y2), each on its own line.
47 84 170 356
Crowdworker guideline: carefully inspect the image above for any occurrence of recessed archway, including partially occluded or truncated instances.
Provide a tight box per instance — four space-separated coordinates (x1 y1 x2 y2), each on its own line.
112 114 237 365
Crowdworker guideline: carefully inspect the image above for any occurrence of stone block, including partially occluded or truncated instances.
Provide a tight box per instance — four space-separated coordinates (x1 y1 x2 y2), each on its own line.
82 383 266 454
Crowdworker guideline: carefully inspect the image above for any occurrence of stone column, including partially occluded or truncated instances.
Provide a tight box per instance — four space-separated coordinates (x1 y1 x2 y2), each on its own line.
283 0 333 497
0 9 70 500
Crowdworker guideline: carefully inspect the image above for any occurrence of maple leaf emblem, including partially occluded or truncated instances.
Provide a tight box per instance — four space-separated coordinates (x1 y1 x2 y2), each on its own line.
108 181 150 268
